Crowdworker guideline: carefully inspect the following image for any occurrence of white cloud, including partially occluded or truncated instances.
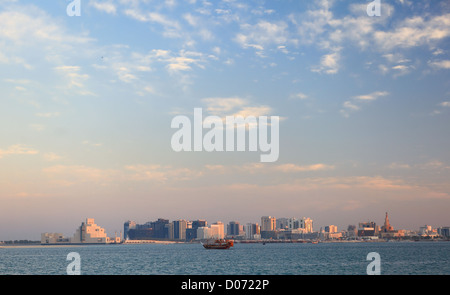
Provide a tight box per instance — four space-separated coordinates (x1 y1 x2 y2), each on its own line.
235 20 291 55
202 97 272 118
54 66 90 89
341 91 389 117
374 14 450 51
274 163 335 173
0 144 39 159
312 49 341 74
428 60 450 70
353 91 389 101
90 1 117 15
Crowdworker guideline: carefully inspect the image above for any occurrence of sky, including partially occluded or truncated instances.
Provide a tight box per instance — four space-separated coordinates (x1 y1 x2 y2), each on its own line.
0 0 449 240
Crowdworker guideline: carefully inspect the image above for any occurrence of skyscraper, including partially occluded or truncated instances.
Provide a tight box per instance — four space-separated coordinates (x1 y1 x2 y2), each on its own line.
123 220 136 240
227 221 241 236
261 216 276 231
170 220 187 241
300 217 313 233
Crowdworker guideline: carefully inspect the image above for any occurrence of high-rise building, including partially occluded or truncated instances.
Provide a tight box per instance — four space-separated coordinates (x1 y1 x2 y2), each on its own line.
171 220 187 241
325 225 338 233
210 222 225 239
261 216 276 231
186 219 207 241
227 221 241 236
276 218 288 230
300 217 313 233
287 218 300 230
123 220 136 240
245 223 260 240
151 218 169 239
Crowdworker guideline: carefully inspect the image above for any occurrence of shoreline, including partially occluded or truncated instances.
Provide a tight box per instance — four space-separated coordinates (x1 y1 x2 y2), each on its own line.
2 239 448 248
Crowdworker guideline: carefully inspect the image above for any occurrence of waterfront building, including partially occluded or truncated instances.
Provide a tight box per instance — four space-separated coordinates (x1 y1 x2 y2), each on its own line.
72 218 111 244
381 212 394 232
437 227 450 237
358 221 378 237
325 225 338 233
276 218 288 230
379 212 403 239
245 223 261 240
186 219 207 241
125 218 169 240
41 233 70 244
300 217 313 233
41 218 120 245
170 219 187 241
261 216 276 231
287 218 300 230
196 222 225 240
227 221 241 236
196 227 210 240
123 220 136 240
210 222 225 239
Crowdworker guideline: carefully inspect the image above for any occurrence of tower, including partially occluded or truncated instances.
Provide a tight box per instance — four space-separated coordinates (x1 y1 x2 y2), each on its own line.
382 212 394 232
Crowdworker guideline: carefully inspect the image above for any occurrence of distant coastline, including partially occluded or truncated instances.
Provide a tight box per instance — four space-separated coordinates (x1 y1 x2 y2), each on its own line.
2 237 449 248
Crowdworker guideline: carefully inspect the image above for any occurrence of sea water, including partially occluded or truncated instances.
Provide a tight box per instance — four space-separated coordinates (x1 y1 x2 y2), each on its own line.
0 241 449 275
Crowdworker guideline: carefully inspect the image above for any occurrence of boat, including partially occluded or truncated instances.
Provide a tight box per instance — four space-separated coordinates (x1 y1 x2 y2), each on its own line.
202 239 234 249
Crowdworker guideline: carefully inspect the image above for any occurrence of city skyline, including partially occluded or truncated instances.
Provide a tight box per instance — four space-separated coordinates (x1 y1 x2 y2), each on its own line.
1 1 450 241
3 210 447 242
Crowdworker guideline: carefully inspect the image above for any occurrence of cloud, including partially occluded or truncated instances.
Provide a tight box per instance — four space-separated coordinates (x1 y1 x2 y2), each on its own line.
54 66 92 94
42 165 120 186
353 91 389 101
202 97 272 118
235 20 291 55
0 7 92 71
341 91 389 117
125 164 203 183
35 112 60 118
0 144 39 159
374 14 450 51
428 60 450 70
43 153 63 162
290 92 308 100
311 49 341 74
90 1 117 15
124 9 181 38
274 163 335 173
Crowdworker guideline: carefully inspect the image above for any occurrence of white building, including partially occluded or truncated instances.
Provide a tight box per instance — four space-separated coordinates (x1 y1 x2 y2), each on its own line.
300 217 313 233
72 218 110 244
210 222 225 239
325 225 338 233
245 223 261 240
41 218 120 245
196 222 225 240
41 233 70 244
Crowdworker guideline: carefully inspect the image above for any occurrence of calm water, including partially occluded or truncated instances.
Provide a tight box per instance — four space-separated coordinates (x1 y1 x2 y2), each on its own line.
1 241 449 275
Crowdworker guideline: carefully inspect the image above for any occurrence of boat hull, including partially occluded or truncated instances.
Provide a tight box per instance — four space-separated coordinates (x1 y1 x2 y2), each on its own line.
202 239 234 250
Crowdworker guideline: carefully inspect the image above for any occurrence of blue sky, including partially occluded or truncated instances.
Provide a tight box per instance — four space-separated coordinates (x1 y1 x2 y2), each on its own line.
1 0 450 240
